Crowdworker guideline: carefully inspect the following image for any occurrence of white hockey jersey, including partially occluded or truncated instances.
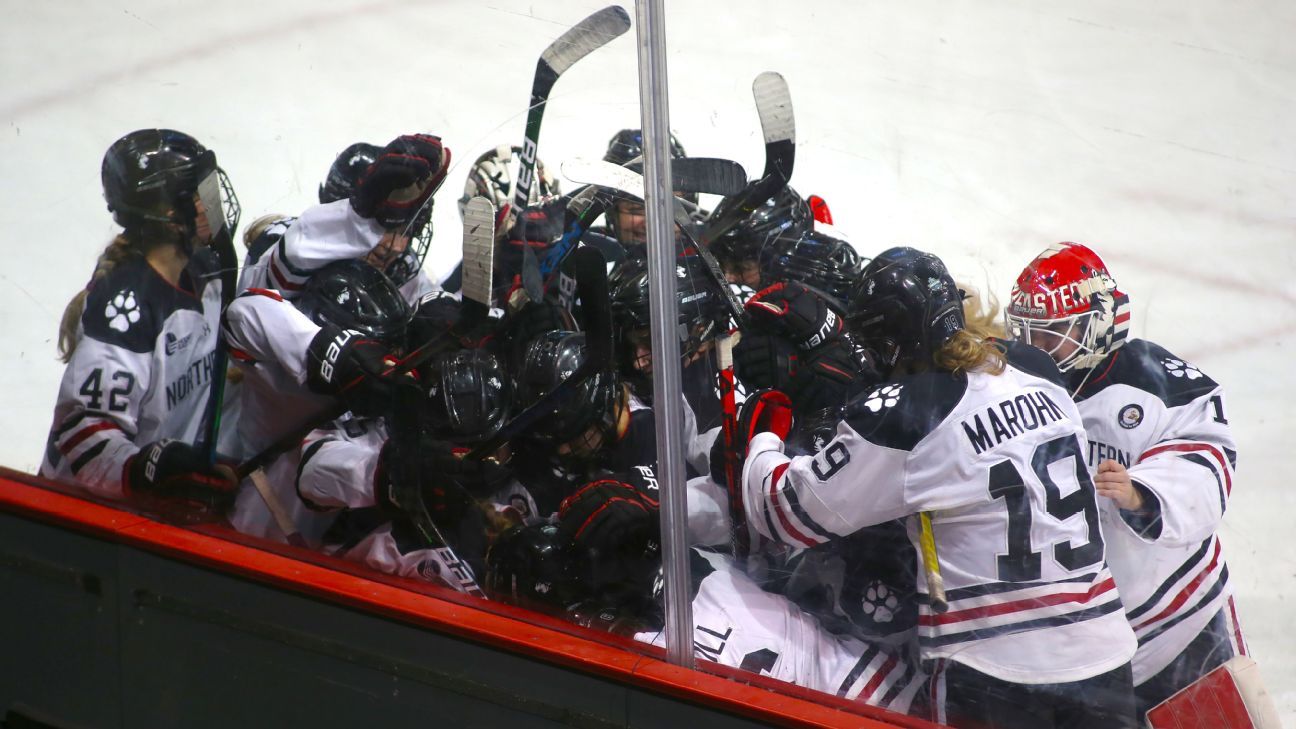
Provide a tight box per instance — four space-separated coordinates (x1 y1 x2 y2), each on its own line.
743 348 1137 684
636 549 925 714
41 254 223 497
1070 338 1241 684
237 202 439 303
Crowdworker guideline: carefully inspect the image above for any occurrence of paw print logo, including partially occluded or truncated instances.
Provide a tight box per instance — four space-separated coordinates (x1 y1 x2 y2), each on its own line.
860 581 899 624
104 290 140 333
863 384 903 412
1162 358 1203 380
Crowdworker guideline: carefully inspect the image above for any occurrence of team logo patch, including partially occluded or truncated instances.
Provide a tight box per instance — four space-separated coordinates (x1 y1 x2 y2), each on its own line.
1118 403 1144 429
1162 357 1203 380
863 384 904 412
860 580 899 624
164 332 192 355
105 290 140 332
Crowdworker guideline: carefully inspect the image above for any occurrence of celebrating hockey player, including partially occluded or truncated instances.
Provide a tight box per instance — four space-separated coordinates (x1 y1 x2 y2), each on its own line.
42 129 240 505
735 247 1140 728
1006 241 1248 717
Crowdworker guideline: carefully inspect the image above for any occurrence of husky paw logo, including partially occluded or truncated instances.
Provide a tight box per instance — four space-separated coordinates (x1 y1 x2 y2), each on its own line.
1162 358 1203 380
861 581 899 624
104 291 140 332
863 384 903 412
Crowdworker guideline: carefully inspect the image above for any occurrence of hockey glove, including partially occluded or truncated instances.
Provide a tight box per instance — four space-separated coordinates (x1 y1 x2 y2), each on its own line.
787 338 868 414
557 478 660 563
710 389 795 487
745 281 845 351
351 134 449 229
125 439 238 509
306 324 404 418
733 331 799 392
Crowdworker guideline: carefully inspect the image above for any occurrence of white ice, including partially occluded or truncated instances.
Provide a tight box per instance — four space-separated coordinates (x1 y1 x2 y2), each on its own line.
1 0 1291 722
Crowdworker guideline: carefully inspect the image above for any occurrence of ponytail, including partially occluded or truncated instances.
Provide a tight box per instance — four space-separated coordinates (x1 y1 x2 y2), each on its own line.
58 235 141 362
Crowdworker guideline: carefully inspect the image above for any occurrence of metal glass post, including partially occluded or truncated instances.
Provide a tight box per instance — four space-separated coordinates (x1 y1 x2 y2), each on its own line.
634 0 694 669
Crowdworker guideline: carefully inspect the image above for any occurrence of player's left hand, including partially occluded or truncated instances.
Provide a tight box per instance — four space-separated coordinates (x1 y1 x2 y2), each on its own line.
351 134 450 229
710 389 794 486
1095 459 1144 511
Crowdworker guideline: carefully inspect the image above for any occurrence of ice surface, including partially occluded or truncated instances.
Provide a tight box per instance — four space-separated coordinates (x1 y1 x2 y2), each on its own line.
1 0 1291 721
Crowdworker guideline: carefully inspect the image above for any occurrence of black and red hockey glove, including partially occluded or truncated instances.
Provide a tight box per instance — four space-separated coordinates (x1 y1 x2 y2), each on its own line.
124 439 238 509
351 134 449 229
710 389 794 487
733 331 800 392
745 281 845 351
556 477 660 561
306 324 404 417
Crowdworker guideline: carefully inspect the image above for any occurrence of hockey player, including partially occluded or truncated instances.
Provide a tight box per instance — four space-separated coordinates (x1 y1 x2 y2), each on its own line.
484 523 927 716
601 128 689 251
239 134 449 303
1006 241 1247 717
737 247 1139 728
42 129 240 504
709 184 813 289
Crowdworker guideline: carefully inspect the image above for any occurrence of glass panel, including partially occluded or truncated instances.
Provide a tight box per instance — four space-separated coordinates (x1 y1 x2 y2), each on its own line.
2 1 1288 727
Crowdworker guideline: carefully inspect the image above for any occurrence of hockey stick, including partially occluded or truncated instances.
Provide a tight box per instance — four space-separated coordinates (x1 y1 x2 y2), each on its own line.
918 512 948 613
511 6 631 301
465 245 612 461
699 71 795 247
715 331 750 557
235 199 497 481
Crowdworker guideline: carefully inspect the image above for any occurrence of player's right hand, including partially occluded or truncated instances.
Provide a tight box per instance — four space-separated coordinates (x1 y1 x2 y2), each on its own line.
745 281 845 351
305 324 404 417
124 439 237 508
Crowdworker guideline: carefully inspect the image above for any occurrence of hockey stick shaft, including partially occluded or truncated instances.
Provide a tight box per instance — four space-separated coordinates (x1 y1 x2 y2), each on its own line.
919 511 948 613
716 332 748 556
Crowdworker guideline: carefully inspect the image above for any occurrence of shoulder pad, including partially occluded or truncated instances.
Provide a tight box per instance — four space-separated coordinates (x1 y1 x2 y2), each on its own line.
844 370 967 452
1000 338 1067 388
1076 339 1218 407
82 258 201 354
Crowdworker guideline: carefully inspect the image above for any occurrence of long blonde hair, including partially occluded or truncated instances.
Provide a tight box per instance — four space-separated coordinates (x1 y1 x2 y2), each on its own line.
931 282 1007 376
58 235 142 362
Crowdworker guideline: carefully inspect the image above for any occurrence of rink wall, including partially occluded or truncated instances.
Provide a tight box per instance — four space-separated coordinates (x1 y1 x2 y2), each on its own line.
0 468 935 729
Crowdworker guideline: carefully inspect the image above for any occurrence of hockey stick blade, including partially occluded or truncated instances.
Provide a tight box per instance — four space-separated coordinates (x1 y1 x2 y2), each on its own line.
511 6 632 214
467 245 611 460
753 71 795 180
460 196 496 317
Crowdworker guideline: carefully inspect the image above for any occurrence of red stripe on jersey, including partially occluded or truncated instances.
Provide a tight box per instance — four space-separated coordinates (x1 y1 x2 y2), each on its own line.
1114 311 1131 325
60 420 121 455
1132 539 1222 631
919 576 1117 627
1139 442 1232 495
269 258 304 291
1226 596 1248 657
228 347 257 363
768 463 819 548
245 287 285 302
857 652 898 704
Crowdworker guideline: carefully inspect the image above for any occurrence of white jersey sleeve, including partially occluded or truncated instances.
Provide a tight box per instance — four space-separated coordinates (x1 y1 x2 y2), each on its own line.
222 288 321 385
239 201 385 299
296 417 387 511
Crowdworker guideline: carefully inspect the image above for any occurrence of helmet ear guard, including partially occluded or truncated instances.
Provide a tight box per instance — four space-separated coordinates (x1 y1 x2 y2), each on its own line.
849 247 965 372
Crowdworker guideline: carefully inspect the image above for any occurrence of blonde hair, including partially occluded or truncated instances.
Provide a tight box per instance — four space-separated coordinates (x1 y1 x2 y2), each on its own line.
931 282 1007 376
58 235 141 362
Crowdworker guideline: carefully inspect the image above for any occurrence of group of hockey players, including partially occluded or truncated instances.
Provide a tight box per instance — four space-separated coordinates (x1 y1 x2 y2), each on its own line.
40 125 1250 728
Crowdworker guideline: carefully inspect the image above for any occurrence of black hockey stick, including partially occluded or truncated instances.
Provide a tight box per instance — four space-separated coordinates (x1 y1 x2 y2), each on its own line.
235 198 497 481
511 6 631 302
466 245 612 461
699 71 795 247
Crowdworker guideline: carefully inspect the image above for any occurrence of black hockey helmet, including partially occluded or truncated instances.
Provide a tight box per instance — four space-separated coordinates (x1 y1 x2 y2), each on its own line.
484 523 581 611
608 254 726 389
422 349 510 445
101 129 240 244
709 183 811 274
514 331 621 451
758 227 867 307
296 259 413 344
849 246 964 372
603 128 686 167
318 142 381 204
